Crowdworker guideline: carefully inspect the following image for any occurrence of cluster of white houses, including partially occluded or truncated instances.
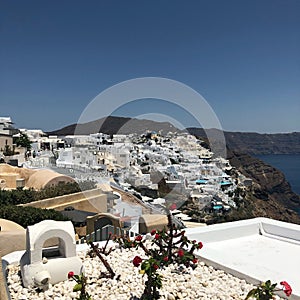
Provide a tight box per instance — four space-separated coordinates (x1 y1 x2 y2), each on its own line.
1 117 252 220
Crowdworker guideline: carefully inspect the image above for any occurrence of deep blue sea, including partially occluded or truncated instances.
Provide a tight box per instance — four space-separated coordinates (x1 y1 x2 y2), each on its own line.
256 154 300 196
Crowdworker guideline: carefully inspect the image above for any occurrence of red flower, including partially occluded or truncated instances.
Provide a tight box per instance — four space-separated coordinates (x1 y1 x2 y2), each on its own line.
170 203 177 210
178 249 184 257
163 256 168 262
153 264 159 270
155 233 160 240
151 229 156 236
68 271 74 279
280 281 292 297
192 258 198 264
197 242 203 249
133 256 143 267
135 235 142 241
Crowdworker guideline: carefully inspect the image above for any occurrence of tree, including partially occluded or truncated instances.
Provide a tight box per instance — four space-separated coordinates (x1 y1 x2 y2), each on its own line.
13 132 31 150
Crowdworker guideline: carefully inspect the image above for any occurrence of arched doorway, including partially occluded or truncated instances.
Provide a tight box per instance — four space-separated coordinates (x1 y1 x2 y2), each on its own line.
94 217 113 232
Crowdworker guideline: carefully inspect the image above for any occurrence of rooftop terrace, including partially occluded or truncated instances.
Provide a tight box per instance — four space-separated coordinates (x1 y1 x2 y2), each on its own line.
2 217 299 299
186 217 300 299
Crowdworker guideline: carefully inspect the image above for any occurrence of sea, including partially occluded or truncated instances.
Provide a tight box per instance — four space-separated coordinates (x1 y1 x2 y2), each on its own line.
256 154 300 214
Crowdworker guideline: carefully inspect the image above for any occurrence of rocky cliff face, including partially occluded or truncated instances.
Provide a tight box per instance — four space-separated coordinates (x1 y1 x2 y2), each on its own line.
228 150 300 224
187 128 300 155
225 132 300 155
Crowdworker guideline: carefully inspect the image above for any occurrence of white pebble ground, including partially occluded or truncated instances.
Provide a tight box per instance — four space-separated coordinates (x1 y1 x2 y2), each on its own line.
6 243 285 300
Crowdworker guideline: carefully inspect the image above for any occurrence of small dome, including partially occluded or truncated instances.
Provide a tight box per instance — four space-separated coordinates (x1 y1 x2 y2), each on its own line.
0 218 24 232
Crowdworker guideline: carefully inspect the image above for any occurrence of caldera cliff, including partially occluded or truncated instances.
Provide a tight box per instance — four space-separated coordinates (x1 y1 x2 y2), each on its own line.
227 150 300 224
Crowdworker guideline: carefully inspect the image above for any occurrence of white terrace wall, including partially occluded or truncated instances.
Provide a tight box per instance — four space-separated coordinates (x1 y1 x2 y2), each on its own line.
185 218 300 245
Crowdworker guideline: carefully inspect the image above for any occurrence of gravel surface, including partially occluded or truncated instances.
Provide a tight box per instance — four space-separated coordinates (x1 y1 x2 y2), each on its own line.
6 243 285 300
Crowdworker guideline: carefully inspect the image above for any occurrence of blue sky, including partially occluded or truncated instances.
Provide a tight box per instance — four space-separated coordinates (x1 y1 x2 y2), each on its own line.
0 0 299 133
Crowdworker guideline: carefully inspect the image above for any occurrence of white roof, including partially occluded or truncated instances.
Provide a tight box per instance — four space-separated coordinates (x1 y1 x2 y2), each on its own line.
0 117 12 123
175 213 192 221
186 218 300 298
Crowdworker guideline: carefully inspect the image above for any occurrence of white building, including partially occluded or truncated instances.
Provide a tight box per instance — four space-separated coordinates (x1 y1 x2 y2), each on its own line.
0 117 14 152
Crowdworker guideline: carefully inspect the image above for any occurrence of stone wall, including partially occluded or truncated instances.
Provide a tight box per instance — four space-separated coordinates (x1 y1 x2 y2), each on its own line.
20 188 107 214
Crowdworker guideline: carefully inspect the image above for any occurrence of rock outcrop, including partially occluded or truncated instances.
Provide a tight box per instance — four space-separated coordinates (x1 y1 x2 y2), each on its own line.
228 150 300 224
187 128 300 155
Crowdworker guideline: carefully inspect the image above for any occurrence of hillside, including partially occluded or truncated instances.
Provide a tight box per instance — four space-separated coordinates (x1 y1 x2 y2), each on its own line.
183 149 300 225
187 128 300 155
47 116 300 222
227 150 300 224
49 118 300 155
47 116 178 136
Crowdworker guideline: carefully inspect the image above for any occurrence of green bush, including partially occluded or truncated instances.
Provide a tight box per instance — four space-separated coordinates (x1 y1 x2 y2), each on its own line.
0 180 96 206
0 188 36 205
0 180 96 228
0 205 69 228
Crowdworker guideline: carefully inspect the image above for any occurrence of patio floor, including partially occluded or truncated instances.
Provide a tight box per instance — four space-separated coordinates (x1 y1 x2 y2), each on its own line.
186 219 300 299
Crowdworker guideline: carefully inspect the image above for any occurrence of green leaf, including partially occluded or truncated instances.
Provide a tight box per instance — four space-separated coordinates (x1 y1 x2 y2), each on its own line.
184 252 193 260
245 289 258 299
73 275 81 280
271 283 277 289
265 280 271 287
73 283 82 292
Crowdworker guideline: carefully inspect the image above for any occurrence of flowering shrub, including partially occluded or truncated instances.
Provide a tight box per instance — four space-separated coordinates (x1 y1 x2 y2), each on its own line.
113 234 139 249
280 281 292 297
130 209 203 300
86 233 113 258
68 272 92 300
87 240 118 279
133 255 143 267
67 235 120 300
245 280 292 300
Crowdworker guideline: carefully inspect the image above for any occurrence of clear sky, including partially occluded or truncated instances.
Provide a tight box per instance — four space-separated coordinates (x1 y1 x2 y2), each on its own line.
0 0 299 133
